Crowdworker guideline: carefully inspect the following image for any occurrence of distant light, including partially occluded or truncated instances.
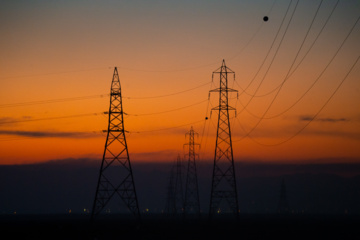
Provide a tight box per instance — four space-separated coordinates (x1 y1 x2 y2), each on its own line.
263 16 269 22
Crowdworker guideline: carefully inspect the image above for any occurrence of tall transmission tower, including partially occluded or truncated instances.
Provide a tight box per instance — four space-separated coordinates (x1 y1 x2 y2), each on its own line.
209 59 239 219
183 126 201 218
91 67 140 221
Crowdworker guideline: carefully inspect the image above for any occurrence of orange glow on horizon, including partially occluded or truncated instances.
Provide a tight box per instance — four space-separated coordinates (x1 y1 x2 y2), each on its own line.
1 1 359 165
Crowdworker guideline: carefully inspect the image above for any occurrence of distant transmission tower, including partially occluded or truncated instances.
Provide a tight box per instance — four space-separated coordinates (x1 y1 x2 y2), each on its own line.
91 67 140 221
183 126 201 218
209 59 239 219
164 155 184 217
165 164 176 216
277 178 289 214
174 155 184 215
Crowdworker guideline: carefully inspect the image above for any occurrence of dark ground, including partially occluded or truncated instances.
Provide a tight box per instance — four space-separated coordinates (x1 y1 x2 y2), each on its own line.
2 161 360 216
1 160 360 239
1 213 359 240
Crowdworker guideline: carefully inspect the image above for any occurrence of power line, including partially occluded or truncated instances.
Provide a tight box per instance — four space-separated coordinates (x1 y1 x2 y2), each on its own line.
199 84 214 147
0 99 208 126
130 119 205 134
235 0 339 99
232 3 360 142
128 99 208 117
117 61 221 73
236 0 295 99
198 81 216 159
0 115 205 137
227 0 278 63
236 7 359 121
124 81 211 99
235 54 360 146
238 0 300 118
0 99 208 127
106 2 280 73
1 81 211 108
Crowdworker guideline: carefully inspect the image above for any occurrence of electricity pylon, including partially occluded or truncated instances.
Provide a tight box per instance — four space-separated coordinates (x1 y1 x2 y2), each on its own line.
174 154 184 215
209 59 239 219
164 156 184 217
91 67 140 221
277 178 289 214
165 164 176 216
183 126 201 218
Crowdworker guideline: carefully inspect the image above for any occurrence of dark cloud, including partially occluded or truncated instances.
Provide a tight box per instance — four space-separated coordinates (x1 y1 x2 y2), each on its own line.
319 118 348 122
0 130 100 138
0 117 20 125
299 116 349 122
296 115 359 140
0 116 34 126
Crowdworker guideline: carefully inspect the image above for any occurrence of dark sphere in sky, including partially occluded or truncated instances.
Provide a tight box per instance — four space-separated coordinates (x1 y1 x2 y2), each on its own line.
263 16 269 22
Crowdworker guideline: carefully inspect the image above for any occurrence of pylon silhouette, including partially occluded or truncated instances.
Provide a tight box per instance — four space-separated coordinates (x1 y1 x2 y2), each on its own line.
277 178 289 214
183 126 201 218
174 154 184 215
165 164 176 216
91 67 140 221
209 60 239 219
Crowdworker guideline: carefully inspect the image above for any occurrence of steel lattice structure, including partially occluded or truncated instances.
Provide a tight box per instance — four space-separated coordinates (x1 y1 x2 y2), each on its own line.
165 164 176 215
174 154 184 214
183 126 201 217
164 155 184 216
277 178 289 214
209 60 239 218
91 67 140 220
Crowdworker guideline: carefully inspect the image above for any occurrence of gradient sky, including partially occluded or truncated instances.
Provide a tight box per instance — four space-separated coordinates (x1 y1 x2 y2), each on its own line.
1 0 359 165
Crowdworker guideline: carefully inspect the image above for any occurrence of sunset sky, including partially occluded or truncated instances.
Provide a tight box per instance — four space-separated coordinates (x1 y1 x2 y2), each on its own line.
1 0 359 165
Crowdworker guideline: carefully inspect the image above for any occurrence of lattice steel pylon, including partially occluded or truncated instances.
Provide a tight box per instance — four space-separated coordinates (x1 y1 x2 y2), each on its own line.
91 67 140 221
165 164 176 216
277 178 289 214
183 126 201 218
209 59 239 219
174 154 184 215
